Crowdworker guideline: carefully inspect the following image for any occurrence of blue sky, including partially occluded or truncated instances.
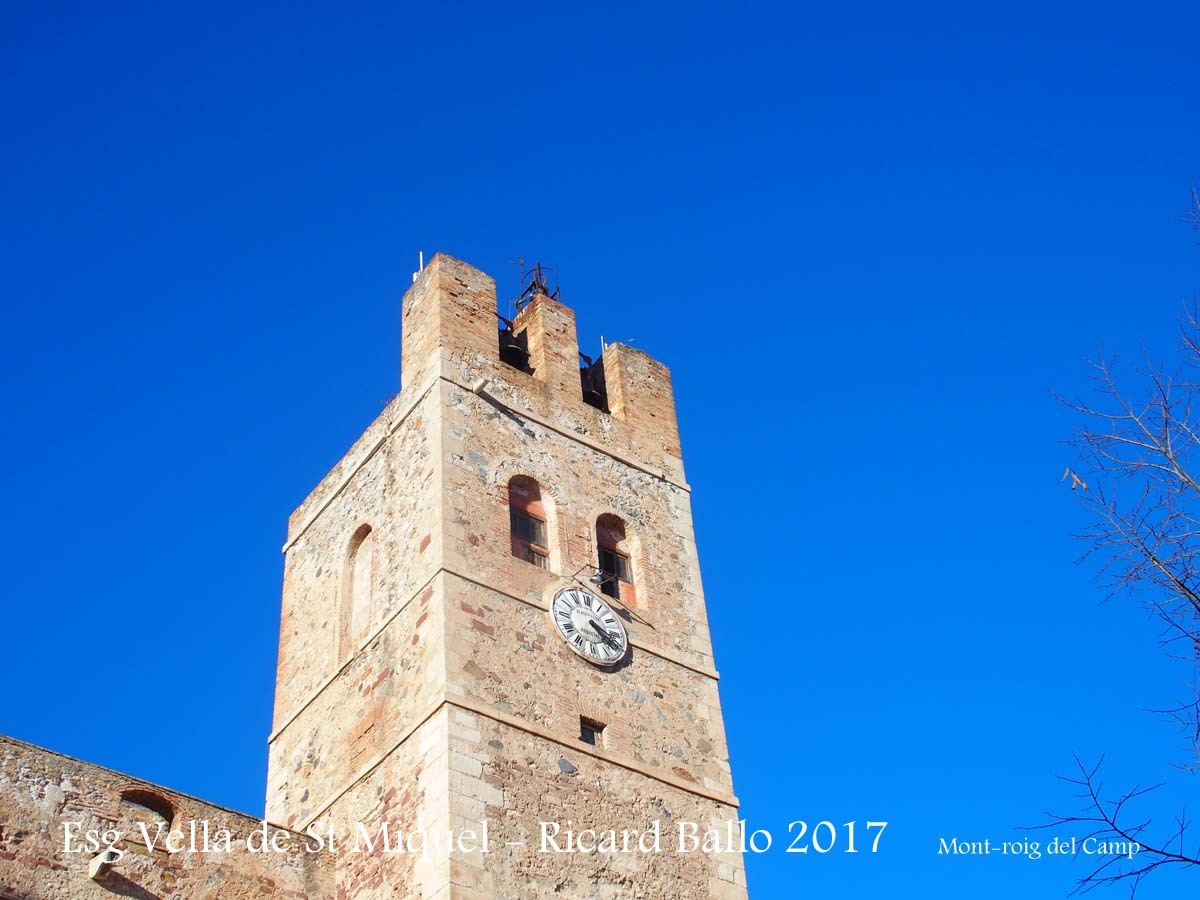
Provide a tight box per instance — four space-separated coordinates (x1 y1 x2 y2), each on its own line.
3 2 1199 896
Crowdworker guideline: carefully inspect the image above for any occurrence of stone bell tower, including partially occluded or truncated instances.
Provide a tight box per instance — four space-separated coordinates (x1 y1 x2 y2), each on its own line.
265 254 749 899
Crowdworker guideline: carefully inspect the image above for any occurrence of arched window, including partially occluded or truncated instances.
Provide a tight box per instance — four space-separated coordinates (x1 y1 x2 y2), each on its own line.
596 514 635 605
341 524 375 658
116 789 175 850
509 476 548 568
119 789 175 825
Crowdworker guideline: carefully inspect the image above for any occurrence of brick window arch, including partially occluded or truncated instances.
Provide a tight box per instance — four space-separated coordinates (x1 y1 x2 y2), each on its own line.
119 788 175 825
596 514 635 606
508 476 549 569
340 524 376 659
116 788 175 851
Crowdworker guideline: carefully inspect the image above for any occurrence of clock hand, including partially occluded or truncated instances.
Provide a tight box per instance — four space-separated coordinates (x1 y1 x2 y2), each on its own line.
581 617 604 638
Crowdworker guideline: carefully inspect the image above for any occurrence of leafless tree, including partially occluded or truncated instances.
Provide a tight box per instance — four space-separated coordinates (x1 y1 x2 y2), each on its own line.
1040 189 1200 895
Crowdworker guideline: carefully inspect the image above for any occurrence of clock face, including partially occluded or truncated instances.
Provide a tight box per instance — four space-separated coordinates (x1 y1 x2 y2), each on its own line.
549 587 628 667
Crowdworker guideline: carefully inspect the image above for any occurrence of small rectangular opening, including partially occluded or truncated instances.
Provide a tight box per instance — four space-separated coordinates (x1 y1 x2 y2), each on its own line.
580 717 606 747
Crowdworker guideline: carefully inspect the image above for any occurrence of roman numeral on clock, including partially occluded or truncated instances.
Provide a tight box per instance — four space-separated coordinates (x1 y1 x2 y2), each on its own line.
549 587 627 667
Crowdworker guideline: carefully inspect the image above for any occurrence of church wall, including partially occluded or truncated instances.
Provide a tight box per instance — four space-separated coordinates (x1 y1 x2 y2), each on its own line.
440 378 718 673
266 572 447 831
442 572 734 798
302 706 454 900
272 385 443 737
443 710 747 900
0 736 330 900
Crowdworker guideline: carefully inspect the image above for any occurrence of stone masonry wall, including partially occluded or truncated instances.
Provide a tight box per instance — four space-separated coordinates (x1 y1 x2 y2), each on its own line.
440 377 719 675
0 736 330 900
442 573 732 797
266 575 446 831
272 386 442 730
307 708 454 900
408 254 686 486
444 710 747 899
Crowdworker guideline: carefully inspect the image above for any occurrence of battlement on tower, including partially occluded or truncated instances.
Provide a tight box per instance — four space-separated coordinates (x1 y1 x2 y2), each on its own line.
260 250 747 900
401 253 685 485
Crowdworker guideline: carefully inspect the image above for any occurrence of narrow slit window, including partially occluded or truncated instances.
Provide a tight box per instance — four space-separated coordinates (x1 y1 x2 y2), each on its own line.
341 524 376 659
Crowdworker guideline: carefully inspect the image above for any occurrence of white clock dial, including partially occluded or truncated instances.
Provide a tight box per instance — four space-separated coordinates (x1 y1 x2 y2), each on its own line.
549 587 628 667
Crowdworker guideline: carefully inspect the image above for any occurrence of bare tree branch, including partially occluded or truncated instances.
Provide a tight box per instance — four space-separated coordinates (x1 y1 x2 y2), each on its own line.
1049 190 1200 894
1029 755 1199 895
